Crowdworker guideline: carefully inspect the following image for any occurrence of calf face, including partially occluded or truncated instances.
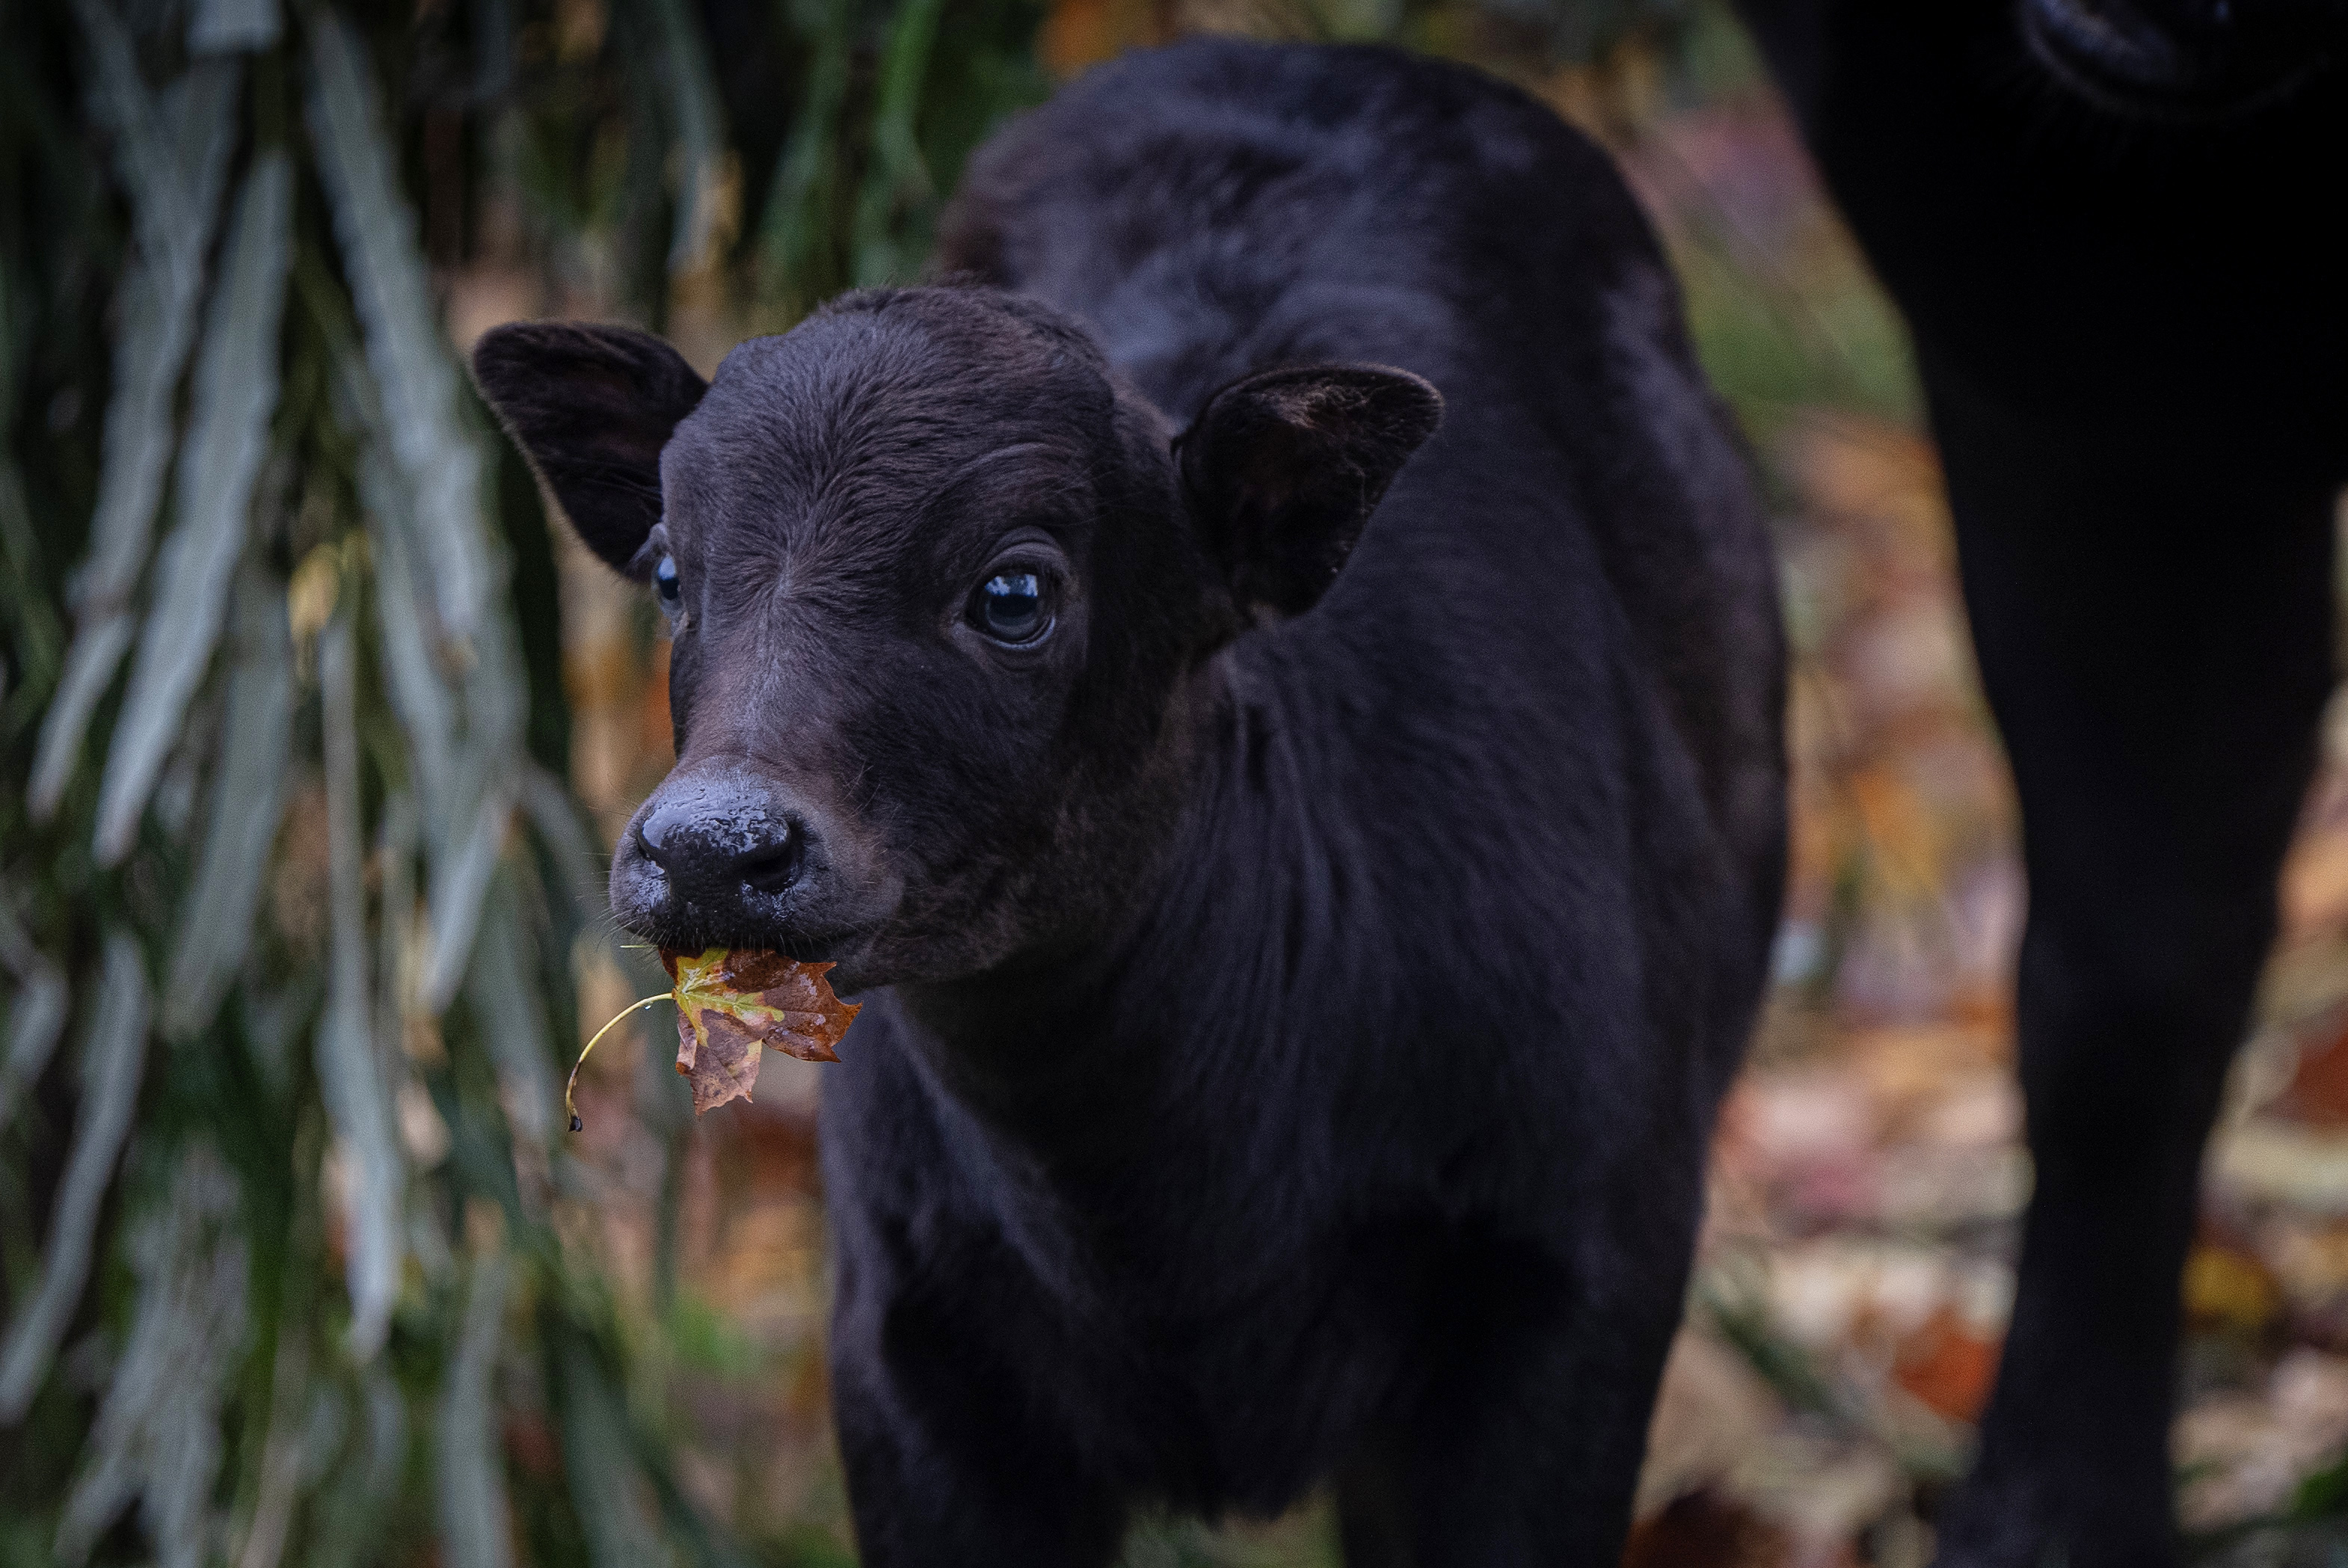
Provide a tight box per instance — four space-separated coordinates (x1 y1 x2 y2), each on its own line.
2020 0 2343 116
475 289 1437 988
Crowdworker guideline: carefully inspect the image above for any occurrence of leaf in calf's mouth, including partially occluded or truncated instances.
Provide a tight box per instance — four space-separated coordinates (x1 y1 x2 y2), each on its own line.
563 948 859 1131
665 947 859 1113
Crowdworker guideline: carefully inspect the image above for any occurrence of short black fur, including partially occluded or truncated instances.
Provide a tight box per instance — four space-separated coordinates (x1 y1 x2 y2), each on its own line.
476 40 1785 1567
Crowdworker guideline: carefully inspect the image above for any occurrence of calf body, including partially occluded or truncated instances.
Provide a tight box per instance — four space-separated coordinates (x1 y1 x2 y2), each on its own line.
478 40 1783 1565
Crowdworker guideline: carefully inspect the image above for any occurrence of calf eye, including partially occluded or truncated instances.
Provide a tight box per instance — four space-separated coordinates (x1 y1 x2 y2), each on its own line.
970 571 1049 645
655 556 680 606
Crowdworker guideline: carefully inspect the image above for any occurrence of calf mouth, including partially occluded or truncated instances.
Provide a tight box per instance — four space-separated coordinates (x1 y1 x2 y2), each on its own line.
618 900 882 986
607 834 885 982
2020 0 2336 118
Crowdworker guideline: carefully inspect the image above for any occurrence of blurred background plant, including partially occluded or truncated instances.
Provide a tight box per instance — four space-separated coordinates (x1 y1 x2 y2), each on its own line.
7 0 2347 1564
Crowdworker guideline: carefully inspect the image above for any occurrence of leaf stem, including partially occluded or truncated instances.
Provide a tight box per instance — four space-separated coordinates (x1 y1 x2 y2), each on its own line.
566 994 671 1133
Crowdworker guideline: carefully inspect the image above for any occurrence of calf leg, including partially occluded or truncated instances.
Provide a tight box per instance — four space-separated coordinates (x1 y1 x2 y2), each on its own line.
1920 356 2338 1567
828 1252 1127 1568
1336 1233 1692 1567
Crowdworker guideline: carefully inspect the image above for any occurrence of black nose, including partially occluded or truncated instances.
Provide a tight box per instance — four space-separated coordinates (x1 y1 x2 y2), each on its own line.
633 793 805 907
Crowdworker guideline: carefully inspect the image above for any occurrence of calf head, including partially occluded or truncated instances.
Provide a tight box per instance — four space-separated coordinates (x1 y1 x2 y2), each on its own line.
2020 0 2343 116
474 288 1438 989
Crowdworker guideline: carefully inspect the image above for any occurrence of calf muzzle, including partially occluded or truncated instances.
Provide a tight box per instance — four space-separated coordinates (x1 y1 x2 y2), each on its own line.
611 760 816 950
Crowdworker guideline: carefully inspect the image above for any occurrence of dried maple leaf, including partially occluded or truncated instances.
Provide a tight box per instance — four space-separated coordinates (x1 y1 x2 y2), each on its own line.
663 947 860 1115
564 947 859 1131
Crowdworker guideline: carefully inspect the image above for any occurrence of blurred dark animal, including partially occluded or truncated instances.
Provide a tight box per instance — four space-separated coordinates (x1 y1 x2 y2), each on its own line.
475 40 1785 1567
1736 1 2348 1561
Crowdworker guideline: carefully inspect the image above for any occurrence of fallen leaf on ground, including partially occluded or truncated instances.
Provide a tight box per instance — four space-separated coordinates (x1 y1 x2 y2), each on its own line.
665 947 860 1116
1892 1306 1999 1422
2186 1240 2286 1335
2275 1015 2348 1128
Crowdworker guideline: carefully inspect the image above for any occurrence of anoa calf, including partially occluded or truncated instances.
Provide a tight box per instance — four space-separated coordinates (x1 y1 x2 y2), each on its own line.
475 40 1785 1567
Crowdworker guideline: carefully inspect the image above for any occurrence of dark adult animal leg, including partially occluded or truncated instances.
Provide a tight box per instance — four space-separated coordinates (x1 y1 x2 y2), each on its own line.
1921 357 2338 1566
829 1264 1128 1568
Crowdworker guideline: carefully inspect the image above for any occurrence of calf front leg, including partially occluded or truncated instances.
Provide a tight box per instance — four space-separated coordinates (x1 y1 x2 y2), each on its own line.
1337 1232 1692 1567
829 1250 1127 1568
1923 358 2339 1567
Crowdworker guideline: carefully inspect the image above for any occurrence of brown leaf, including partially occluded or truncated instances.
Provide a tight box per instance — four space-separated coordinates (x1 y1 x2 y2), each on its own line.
662 947 861 1116
2274 1015 2348 1128
1892 1306 2000 1423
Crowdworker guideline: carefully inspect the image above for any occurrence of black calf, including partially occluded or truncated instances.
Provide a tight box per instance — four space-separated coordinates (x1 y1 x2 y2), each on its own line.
476 40 1784 1565
1735 2 2348 1561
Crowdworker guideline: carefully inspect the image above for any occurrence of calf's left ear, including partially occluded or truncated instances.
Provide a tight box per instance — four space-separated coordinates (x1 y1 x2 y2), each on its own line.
471 322 708 577
1177 363 1442 617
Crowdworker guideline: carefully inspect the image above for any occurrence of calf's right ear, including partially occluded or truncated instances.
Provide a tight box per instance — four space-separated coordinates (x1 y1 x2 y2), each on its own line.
470 322 708 577
1177 363 1442 618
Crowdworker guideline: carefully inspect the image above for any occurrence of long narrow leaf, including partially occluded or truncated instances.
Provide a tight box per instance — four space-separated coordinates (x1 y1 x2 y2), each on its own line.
96 150 293 864
73 0 238 275
316 618 406 1358
419 788 513 1016
30 22 239 817
517 760 609 926
226 1301 307 1568
66 7 239 602
466 870 557 1146
55 1143 249 1568
434 1247 514 1568
358 464 455 811
0 900 70 1134
163 565 295 1039
760 0 852 303
189 0 280 53
27 610 132 820
559 1338 665 1568
650 0 727 271
305 7 489 645
0 930 152 1421
0 967 69 1135
851 0 947 286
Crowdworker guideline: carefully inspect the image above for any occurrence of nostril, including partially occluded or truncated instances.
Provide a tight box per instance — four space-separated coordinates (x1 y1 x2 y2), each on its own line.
736 831 803 897
636 800 691 868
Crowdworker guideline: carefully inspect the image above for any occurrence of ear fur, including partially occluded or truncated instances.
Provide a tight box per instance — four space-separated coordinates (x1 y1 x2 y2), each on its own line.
1176 363 1442 617
470 322 708 575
